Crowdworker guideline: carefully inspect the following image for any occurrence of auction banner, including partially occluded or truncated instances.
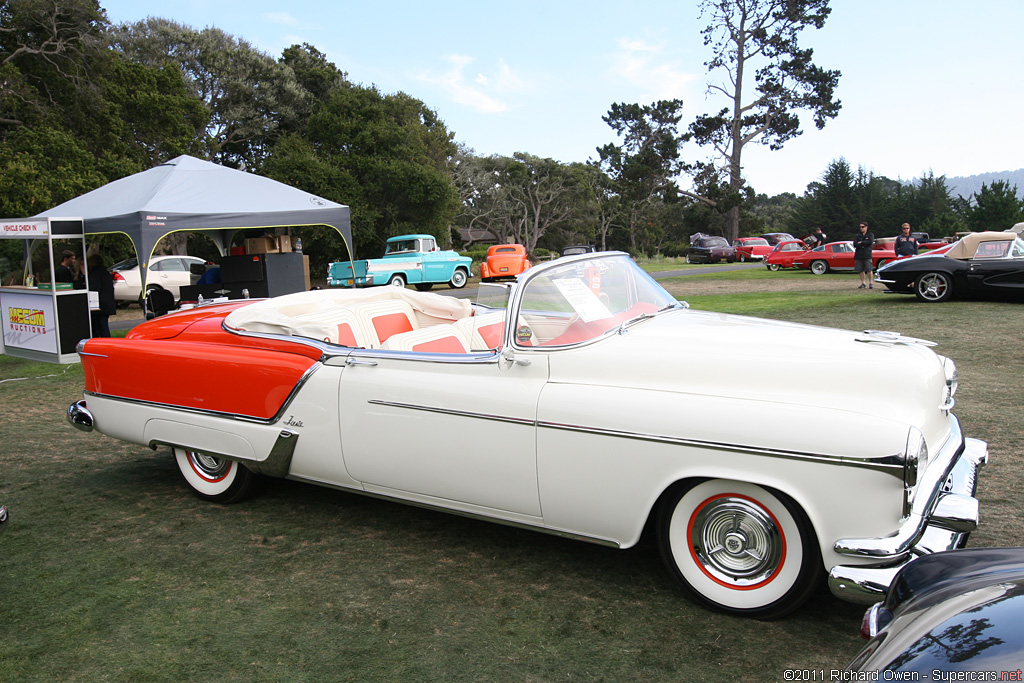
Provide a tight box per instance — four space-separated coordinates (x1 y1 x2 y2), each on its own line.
1 291 58 355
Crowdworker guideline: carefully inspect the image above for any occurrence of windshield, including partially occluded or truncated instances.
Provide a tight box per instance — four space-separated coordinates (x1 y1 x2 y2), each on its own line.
514 254 679 347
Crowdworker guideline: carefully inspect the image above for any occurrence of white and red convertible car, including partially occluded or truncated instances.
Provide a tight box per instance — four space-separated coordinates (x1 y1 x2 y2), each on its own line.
67 252 986 619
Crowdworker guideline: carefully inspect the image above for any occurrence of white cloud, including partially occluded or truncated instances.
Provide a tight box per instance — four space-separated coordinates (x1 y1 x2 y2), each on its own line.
265 12 299 26
610 37 696 100
417 54 523 114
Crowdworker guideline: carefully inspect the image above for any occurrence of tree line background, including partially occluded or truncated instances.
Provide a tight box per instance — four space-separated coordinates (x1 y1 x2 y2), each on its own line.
3 0 1023 280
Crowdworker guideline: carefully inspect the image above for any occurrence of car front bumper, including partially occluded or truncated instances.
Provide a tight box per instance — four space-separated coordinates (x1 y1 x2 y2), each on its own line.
827 420 987 603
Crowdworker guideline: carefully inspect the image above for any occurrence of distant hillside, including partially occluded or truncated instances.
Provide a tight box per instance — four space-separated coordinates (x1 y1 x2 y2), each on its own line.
923 168 1024 200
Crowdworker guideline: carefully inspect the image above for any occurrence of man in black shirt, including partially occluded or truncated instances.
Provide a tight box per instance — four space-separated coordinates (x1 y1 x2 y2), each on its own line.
54 251 76 283
852 222 875 289
893 223 920 259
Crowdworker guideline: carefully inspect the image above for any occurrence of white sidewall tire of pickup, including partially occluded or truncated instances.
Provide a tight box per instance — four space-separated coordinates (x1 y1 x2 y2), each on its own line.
449 269 468 289
659 479 820 619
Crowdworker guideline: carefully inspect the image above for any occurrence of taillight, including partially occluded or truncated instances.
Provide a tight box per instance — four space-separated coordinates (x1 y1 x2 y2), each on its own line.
112 272 125 282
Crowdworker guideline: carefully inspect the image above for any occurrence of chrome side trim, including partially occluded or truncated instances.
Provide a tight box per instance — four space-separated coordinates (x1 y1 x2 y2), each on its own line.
336 348 501 366
540 420 906 475
67 399 95 432
150 429 299 479
283 474 620 548
368 400 906 477
368 400 535 427
76 339 106 357
84 361 323 426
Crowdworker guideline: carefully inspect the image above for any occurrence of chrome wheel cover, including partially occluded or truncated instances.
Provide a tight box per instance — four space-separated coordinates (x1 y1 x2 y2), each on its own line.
690 496 784 585
186 450 230 481
917 273 948 301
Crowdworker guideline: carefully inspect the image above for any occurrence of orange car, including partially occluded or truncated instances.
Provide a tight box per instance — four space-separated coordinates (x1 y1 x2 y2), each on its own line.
480 244 531 281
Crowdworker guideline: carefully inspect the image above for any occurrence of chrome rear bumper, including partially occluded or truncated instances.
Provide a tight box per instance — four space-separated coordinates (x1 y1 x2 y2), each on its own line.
828 433 988 603
67 399 94 432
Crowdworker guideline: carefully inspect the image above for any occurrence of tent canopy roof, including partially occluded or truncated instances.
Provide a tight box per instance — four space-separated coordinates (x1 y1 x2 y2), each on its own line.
36 155 351 267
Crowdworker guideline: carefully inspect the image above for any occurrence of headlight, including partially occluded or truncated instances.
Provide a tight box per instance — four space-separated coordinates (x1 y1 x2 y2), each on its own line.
938 356 958 410
941 356 958 397
903 427 926 488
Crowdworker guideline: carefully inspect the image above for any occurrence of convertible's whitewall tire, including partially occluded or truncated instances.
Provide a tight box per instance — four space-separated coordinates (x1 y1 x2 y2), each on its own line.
766 263 781 271
658 479 820 619
174 448 259 504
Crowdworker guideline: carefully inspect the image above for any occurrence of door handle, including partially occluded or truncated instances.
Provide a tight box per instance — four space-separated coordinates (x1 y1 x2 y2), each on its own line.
345 357 378 367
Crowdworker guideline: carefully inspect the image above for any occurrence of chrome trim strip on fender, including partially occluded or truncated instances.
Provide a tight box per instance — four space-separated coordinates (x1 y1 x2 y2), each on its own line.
366 400 906 476
368 400 535 427
76 339 106 357
334 348 501 366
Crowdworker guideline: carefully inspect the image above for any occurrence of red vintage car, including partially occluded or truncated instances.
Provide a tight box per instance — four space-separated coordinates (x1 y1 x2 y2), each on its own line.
763 240 811 270
792 241 897 275
732 237 772 262
480 244 531 281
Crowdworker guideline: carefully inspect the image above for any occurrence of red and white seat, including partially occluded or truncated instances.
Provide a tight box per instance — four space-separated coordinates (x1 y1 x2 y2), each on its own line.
352 300 419 347
289 307 373 347
380 325 472 354
453 312 506 351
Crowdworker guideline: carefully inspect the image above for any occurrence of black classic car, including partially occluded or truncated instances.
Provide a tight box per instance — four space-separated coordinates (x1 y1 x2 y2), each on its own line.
876 231 1024 302
559 245 596 257
847 547 1024 674
685 233 736 264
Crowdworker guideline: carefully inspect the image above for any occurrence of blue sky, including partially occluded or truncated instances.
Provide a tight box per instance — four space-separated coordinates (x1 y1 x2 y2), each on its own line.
99 0 1024 197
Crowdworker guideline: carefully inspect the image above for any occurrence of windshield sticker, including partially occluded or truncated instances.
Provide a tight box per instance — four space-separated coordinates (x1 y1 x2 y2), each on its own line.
553 278 612 322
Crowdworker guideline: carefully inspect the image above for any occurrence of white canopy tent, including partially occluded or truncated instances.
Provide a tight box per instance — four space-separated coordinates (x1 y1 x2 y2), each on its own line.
36 155 352 290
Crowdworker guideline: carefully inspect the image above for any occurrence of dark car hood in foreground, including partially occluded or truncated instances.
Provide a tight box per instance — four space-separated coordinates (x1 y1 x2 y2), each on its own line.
848 548 1024 673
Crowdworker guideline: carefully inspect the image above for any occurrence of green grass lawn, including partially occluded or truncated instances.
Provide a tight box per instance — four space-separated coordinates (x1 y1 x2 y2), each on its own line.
1 268 1020 682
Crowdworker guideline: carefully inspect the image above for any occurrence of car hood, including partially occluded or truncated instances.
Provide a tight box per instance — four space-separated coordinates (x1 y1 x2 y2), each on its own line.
850 578 1024 673
544 308 951 455
878 253 952 274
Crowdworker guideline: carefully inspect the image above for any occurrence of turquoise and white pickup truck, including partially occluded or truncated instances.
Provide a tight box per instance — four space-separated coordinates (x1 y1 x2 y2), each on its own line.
327 234 473 290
